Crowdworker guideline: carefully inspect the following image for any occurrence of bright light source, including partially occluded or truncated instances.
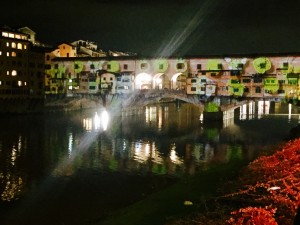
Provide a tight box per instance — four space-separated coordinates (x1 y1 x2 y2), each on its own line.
94 112 100 130
101 110 109 131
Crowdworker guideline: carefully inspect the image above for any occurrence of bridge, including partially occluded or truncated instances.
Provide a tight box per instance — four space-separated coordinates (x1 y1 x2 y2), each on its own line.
103 89 265 119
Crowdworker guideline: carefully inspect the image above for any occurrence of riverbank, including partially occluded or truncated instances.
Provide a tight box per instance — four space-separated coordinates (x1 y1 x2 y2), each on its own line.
97 160 249 225
97 137 300 225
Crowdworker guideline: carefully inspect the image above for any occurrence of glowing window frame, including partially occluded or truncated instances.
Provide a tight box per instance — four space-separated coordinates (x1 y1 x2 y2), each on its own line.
17 43 22 50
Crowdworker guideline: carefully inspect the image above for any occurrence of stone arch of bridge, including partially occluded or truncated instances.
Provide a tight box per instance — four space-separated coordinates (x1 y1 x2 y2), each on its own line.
152 73 170 89
171 73 186 90
135 72 152 89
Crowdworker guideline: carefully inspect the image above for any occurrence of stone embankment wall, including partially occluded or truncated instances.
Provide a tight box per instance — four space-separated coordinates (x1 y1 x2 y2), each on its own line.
44 95 104 113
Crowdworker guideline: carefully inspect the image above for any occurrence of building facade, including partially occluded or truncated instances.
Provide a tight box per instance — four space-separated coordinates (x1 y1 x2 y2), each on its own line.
0 27 45 99
45 54 300 101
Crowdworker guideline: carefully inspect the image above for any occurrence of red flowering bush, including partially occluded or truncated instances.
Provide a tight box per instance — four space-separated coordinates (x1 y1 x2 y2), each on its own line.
225 138 300 224
226 206 278 225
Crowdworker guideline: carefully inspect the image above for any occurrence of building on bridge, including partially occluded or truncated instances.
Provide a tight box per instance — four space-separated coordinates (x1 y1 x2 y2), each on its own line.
45 54 300 101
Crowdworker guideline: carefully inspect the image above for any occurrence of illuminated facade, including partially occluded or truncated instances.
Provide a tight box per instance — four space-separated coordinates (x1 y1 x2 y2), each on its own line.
46 54 300 100
0 27 45 100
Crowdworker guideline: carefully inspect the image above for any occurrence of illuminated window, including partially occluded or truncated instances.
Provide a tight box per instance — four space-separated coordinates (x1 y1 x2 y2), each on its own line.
17 43 22 50
24 45 27 49
11 42 16 48
0 81 2 85
6 42 9 47
0 51 2 55
18 81 22 86
12 70 17 76
6 52 9 57
11 52 16 57
24 82 27 86
9 33 14 38
2 32 8 37
6 71 9 75
15 34 21 39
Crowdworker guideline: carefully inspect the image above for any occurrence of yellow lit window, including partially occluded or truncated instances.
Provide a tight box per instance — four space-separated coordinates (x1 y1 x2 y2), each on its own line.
15 34 21 39
12 70 17 76
2 32 8 37
17 43 22 50
8 33 14 38
18 81 22 86
6 52 9 57
24 45 27 49
24 82 27 86
11 42 16 48
6 42 9 47
0 81 2 85
12 52 16 57
6 71 9 75
0 51 2 55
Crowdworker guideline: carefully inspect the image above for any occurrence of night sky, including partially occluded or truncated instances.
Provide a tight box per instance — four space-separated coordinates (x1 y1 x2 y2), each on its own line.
1 0 300 57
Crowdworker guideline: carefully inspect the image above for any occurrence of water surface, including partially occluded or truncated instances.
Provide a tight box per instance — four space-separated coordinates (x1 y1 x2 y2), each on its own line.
0 101 299 224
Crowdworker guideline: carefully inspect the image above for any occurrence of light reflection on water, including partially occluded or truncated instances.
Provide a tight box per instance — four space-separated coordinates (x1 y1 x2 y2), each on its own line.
0 101 300 224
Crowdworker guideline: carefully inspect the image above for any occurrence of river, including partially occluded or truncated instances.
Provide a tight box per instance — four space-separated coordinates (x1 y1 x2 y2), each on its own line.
0 100 299 225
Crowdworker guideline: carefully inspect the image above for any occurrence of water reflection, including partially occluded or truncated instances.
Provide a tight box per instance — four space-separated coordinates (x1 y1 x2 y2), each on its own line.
0 101 300 206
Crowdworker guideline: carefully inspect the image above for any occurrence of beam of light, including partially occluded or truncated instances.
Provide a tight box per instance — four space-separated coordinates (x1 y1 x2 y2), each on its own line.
156 0 220 57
